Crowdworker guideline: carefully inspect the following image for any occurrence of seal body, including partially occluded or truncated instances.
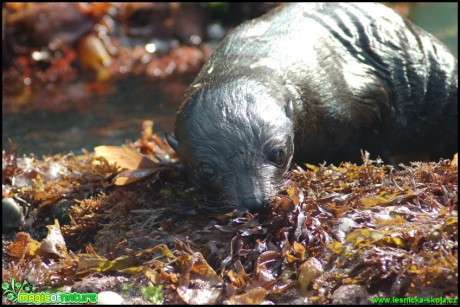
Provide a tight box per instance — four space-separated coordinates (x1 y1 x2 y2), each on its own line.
166 3 458 211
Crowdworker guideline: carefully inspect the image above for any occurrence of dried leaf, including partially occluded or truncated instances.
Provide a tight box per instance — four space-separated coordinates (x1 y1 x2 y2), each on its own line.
227 260 250 288
287 186 296 196
178 252 224 304
254 251 279 288
345 229 385 246
38 219 68 258
78 252 143 275
228 287 268 305
76 244 175 276
305 163 319 172
7 232 40 259
445 216 457 226
385 236 405 248
451 153 458 167
113 168 159 185
298 258 323 297
374 215 407 225
327 241 344 254
94 145 157 170
293 241 306 261
360 191 415 208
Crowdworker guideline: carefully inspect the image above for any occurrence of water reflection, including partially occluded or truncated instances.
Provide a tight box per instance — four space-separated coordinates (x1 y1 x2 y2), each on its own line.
2 75 194 155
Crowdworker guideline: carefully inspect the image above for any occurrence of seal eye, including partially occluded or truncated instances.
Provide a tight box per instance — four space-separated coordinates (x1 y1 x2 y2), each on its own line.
268 148 286 167
199 162 216 182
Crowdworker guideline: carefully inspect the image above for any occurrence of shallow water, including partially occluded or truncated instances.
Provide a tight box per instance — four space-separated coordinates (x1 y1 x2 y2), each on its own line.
2 75 193 156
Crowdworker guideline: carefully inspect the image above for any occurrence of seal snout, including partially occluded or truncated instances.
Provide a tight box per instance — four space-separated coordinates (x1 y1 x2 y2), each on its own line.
241 195 266 212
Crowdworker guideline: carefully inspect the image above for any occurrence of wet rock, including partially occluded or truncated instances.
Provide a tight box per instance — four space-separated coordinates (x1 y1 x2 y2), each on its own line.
2 197 23 231
331 285 371 305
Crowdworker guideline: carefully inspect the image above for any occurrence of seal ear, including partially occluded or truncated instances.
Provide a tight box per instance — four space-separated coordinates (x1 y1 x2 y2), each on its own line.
165 132 179 152
285 100 294 119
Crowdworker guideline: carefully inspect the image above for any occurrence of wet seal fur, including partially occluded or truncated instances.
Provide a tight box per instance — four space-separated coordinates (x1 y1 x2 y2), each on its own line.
166 3 458 212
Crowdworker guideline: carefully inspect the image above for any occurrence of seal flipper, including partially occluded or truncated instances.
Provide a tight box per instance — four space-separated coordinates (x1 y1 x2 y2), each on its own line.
165 132 179 152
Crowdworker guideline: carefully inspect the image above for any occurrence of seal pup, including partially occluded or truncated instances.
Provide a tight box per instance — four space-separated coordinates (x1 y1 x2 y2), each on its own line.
166 3 458 211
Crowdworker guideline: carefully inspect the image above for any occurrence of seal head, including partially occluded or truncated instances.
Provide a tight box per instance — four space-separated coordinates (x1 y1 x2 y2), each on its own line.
166 75 295 212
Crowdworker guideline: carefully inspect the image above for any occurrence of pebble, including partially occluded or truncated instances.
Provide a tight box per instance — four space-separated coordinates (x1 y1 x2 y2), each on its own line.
2 197 23 231
97 291 124 305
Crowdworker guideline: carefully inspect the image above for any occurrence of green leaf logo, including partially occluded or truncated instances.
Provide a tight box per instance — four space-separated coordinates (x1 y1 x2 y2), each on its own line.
1 282 9 291
2 278 36 303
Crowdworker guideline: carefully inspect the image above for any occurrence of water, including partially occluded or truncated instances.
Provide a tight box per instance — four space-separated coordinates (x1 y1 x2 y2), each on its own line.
2 75 194 156
410 2 458 57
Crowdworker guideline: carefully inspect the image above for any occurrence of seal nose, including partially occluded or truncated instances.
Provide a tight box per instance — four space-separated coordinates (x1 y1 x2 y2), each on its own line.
242 196 266 212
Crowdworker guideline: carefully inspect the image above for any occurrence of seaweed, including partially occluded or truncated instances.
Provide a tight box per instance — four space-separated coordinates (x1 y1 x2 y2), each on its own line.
2 124 457 304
